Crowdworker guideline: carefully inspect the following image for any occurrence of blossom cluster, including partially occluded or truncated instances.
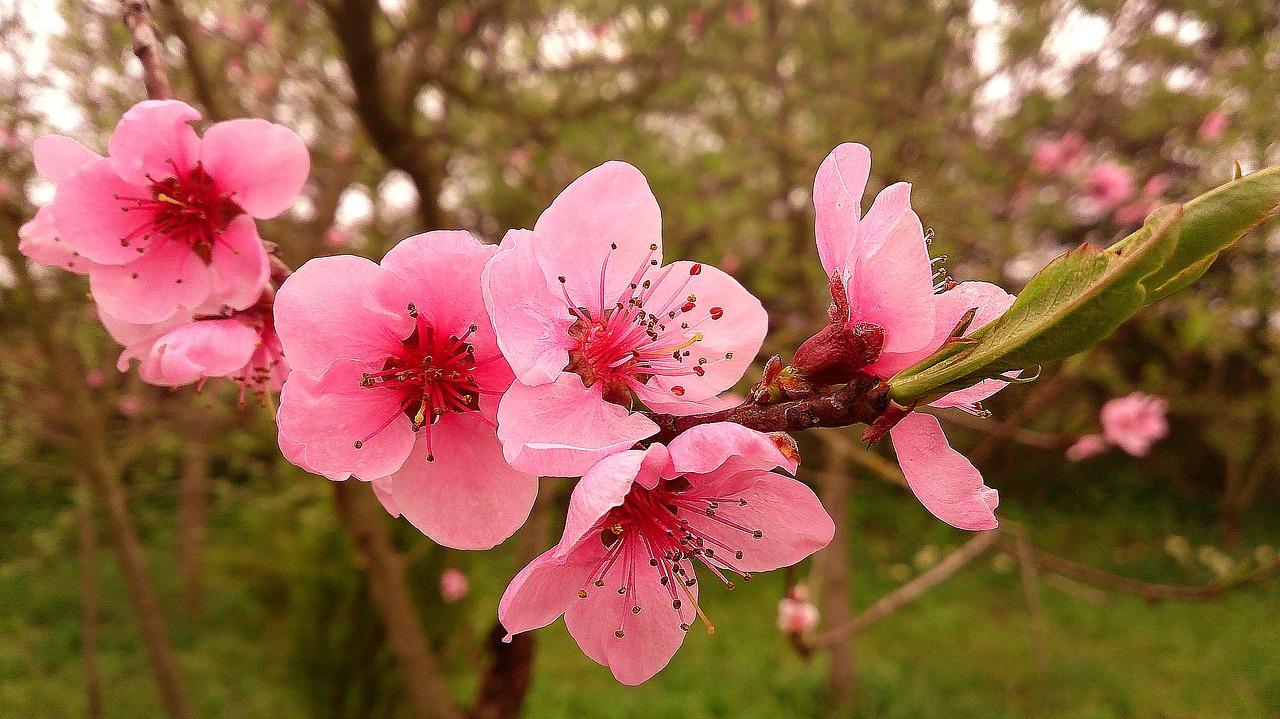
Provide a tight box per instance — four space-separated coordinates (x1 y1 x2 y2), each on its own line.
24 102 1016 684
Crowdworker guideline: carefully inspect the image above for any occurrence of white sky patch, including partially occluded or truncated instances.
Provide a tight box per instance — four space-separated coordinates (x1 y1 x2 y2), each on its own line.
334 184 373 227
377 170 419 219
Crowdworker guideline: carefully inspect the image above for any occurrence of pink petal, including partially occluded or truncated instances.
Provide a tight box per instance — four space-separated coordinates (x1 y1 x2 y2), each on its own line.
208 215 269 311
495 375 658 478
387 412 539 550
531 162 663 317
33 135 100 182
276 359 416 481
369 476 401 517
137 318 259 386
18 205 93 274
51 158 157 265
856 182 912 257
889 412 999 531
483 229 575 386
555 447 665 554
563 542 697 685
382 230 503 360
499 543 606 639
848 204 935 354
107 100 202 184
813 143 871 275
99 307 189 368
664 422 797 478
632 261 767 403
200 118 310 218
90 240 215 324
872 280 1015 378
273 254 416 376
676 470 834 572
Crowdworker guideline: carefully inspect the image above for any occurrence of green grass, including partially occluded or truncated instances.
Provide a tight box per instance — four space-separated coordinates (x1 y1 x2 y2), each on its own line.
0 470 1276 718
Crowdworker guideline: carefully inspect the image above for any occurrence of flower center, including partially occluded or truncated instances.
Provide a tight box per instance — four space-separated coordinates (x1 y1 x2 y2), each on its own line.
557 243 731 406
575 477 764 638
115 161 243 264
354 303 497 461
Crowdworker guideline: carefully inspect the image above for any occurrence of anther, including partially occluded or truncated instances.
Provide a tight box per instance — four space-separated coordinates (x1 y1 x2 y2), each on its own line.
631 606 641 615
689 263 702 275
354 440 364 449
614 629 625 638
578 589 588 599
672 386 685 396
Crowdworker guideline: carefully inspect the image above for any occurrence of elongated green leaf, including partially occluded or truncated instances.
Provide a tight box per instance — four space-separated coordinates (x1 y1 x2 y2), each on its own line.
889 165 1280 404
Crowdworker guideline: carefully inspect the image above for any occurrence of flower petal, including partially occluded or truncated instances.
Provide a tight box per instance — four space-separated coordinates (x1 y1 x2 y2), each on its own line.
200 118 310 218
499 543 605 639
107 100 202 184
19 205 93 274
370 476 401 517
33 135 100 182
273 255 416 376
483 229 575 386
51 158 157 265
664 422 797 478
555 446 670 554
813 143 871 275
89 240 215 324
496 375 658 478
276 359 416 481
137 318 259 386
889 412 999 531
208 215 269 311
387 412 538 550
848 203 935 354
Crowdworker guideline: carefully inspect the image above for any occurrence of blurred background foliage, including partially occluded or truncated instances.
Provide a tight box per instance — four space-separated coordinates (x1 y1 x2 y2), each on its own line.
0 0 1277 717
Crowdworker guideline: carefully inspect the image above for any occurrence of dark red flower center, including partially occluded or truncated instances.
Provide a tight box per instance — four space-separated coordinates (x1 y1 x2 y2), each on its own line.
115 161 244 264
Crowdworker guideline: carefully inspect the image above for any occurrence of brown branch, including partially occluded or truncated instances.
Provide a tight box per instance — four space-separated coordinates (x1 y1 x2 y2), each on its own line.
121 1 173 100
810 529 1000 647
152 0 239 120
647 373 888 444
332 481 462 719
177 427 209 615
814 438 856 706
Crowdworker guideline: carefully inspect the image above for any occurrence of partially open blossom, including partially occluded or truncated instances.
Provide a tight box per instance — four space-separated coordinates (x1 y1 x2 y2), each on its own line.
811 143 1015 531
499 423 831 685
1031 132 1085 176
440 568 470 603
1198 109 1230 143
1066 433 1109 462
485 162 767 477
777 584 819 635
1081 162 1135 212
45 100 308 324
275 231 538 550
1100 392 1168 457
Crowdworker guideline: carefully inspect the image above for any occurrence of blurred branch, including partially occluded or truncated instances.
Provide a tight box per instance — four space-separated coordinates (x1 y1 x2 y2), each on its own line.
814 436 856 707
121 0 173 100
153 0 239 120
810 529 1000 648
76 477 104 719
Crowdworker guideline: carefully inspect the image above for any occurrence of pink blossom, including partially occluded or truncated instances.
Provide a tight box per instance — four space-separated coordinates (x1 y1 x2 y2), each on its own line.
275 231 538 550
728 3 759 26
440 568 470 603
45 100 308 324
1082 162 1135 212
102 305 288 398
484 162 767 477
323 225 350 248
1031 132 1085 175
499 423 832 685
1113 173 1171 226
1198 109 1230 142
85 369 107 389
812 143 1015 531
777 584 819 635
1066 433 1109 462
117 395 144 417
1100 392 1168 457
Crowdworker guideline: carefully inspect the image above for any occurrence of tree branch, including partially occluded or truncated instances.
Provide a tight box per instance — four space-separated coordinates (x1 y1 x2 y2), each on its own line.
121 0 173 100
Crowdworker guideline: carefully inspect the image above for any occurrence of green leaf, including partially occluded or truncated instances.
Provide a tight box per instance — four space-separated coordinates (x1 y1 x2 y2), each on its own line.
888 165 1280 404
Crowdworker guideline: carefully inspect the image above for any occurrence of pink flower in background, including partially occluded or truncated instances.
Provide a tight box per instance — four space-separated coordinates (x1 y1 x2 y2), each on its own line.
275 231 537 550
499 423 832 685
1113 173 1171 226
1031 132 1085 175
485 162 767 478
440 568 470 603
46 100 308 324
1198 109 1230 142
85 369 107 389
777 584 819 635
117 395 144 417
728 3 759 26
1082 162 1135 212
811 143 1015 531
1100 392 1168 457
323 225 350 248
1066 433 1109 462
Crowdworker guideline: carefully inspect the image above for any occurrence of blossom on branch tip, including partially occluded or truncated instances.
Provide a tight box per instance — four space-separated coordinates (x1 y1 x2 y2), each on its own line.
498 422 831 685
811 143 1014 531
1100 392 1168 457
777 584 819 635
274 231 537 550
43 100 308 324
484 161 767 477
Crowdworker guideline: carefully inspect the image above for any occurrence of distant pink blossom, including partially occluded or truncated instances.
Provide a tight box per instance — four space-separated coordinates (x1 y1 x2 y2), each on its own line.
85 369 107 389
812 143 1015 531
323 226 350 248
1198 109 1230 142
1100 392 1168 457
44 100 308 324
440 568 470 603
275 231 538 550
777 584 819 635
1065 433 1109 462
1114 173 1171 226
485 162 767 478
117 395 144 417
1082 162 1135 212
728 3 759 26
499 423 832 685
1031 132 1085 175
